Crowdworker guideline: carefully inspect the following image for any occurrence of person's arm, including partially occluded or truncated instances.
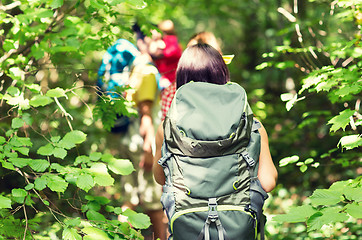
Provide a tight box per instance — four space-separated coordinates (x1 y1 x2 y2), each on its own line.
138 100 154 172
134 65 158 171
257 121 278 192
153 122 166 185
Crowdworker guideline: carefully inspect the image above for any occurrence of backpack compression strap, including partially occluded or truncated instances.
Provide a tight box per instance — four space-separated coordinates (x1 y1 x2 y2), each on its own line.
197 198 230 240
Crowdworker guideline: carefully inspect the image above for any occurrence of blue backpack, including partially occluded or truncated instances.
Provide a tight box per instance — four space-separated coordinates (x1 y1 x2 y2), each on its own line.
97 39 140 133
158 81 268 240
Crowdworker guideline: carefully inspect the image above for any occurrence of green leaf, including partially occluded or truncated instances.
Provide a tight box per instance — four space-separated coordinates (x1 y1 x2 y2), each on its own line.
113 207 123 215
62 227 82 240
16 137 32 147
8 67 22 80
50 46 78 53
37 143 54 156
307 207 349 232
11 118 24 129
64 217 81 227
3 39 15 51
25 184 34 191
280 93 295 102
285 94 298 111
25 83 41 93
46 174 68 193
9 136 20 147
22 113 33 126
89 152 102 161
8 158 30 168
11 188 27 203
13 147 29 156
90 163 114 186
50 163 65 172
345 203 362 219
273 205 317 223
76 174 94 192
105 205 114 212
334 82 362 97
86 201 101 212
59 130 87 149
329 180 348 192
89 0 109 10
101 153 113 163
309 189 343 206
4 148 17 158
34 9 53 19
46 87 66 98
51 136 61 143
304 158 314 165
7 86 20 96
0 136 6 144
122 209 151 229
31 43 45 60
29 95 53 107
327 109 355 132
299 164 308 173
29 159 50 172
275 61 295 69
94 173 114 187
34 176 47 191
66 130 87 144
93 196 111 205
279 155 299 167
74 155 90 165
306 212 323 232
343 184 362 202
315 78 338 92
82 226 110 240
53 147 67 159
0 195 12 209
1 161 15 170
108 158 135 175
50 0 64 9
338 134 362 150
86 210 106 222
255 62 270 70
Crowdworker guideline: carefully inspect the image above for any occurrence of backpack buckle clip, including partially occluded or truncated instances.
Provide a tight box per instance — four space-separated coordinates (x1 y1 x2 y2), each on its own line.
241 152 255 167
208 198 218 221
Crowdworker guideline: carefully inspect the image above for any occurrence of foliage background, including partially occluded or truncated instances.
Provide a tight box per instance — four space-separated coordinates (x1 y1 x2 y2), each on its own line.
0 0 361 239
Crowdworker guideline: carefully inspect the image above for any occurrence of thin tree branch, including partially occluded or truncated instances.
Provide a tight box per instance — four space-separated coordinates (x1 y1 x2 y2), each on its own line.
22 204 28 240
0 1 21 11
277 7 296 22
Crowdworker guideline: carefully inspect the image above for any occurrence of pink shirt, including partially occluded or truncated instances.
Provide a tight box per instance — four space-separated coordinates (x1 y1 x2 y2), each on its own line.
155 35 182 84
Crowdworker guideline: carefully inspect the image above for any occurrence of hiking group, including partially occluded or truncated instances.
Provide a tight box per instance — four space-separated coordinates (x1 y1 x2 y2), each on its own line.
97 19 278 240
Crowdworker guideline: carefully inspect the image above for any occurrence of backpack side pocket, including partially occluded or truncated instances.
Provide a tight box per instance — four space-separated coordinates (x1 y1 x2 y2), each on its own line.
249 178 268 221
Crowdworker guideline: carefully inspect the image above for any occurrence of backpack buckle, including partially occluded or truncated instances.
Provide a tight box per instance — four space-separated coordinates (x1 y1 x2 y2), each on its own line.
241 152 255 167
208 198 218 221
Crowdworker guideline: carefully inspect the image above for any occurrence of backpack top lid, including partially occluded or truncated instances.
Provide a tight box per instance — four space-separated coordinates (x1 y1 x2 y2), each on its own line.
164 81 254 157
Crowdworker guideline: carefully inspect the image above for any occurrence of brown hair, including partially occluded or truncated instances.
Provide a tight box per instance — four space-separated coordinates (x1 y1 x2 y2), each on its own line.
176 43 230 89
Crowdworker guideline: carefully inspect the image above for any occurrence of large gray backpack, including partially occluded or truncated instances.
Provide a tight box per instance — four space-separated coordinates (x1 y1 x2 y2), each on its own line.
158 81 268 240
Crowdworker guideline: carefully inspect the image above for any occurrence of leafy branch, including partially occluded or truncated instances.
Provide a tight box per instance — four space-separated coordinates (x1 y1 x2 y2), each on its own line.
271 0 362 233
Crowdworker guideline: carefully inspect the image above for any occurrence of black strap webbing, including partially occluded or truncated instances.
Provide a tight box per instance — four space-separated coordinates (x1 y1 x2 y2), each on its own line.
197 198 230 240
